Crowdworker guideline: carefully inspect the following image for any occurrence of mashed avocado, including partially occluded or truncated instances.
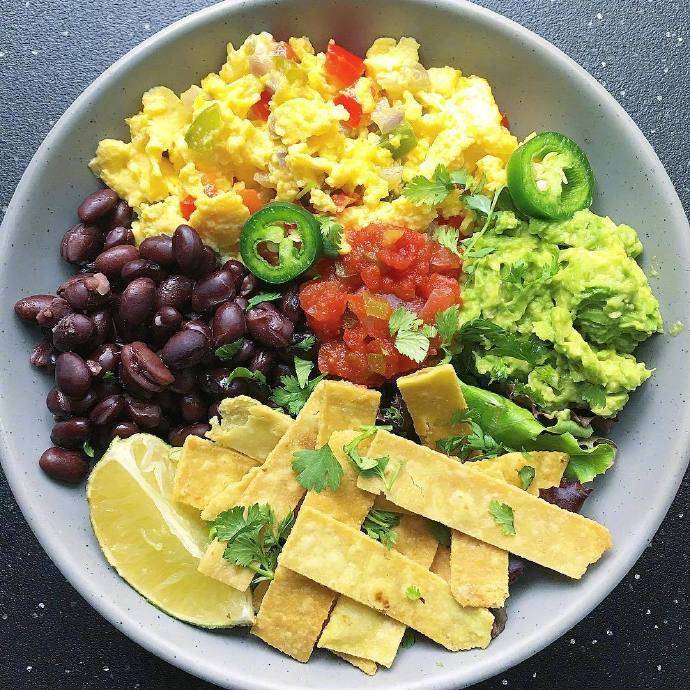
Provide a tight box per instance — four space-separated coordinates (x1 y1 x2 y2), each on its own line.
460 209 663 417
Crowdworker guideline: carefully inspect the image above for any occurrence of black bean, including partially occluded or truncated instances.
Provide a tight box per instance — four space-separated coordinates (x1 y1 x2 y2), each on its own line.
103 226 135 250
90 310 113 346
249 348 274 376
222 259 246 287
105 200 133 231
168 422 211 447
92 377 122 401
239 273 259 297
246 303 294 347
55 352 91 398
151 306 183 344
60 223 103 264
181 319 212 341
58 273 111 312
280 285 302 323
89 343 121 374
31 339 55 368
86 359 103 378
234 296 248 310
233 338 255 364
119 277 157 326
107 421 140 443
169 367 198 394
156 389 181 418
271 362 292 386
46 387 98 418
140 235 176 266
39 447 89 483
179 393 207 423
157 275 194 311
208 401 220 419
172 224 202 275
124 397 161 429
246 381 270 403
89 394 125 426
94 245 140 277
121 259 166 284
14 294 55 323
212 301 246 347
120 341 175 393
191 269 235 313
50 418 91 449
35 297 73 328
160 329 209 369
78 189 119 224
113 313 150 344
52 313 94 352
200 368 230 398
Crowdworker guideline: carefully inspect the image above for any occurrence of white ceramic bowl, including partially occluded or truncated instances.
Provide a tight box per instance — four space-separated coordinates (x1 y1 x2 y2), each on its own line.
1 1 688 688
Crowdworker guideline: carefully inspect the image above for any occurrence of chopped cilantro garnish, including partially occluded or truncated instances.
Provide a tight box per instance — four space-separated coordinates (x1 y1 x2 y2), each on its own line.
292 334 316 351
402 164 471 206
215 339 245 361
434 226 461 258
389 306 437 363
405 585 423 601
379 405 404 427
294 356 314 389
362 509 400 550
318 217 344 258
210 503 294 585
223 367 266 387
458 318 548 366
342 424 402 490
437 409 506 461
246 292 282 310
102 370 117 382
488 500 516 536
292 443 343 492
518 465 535 491
271 373 325 416
464 193 492 216
83 440 95 458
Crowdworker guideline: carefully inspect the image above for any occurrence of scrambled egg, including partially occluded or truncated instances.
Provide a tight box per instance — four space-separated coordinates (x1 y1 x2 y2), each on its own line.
90 33 517 256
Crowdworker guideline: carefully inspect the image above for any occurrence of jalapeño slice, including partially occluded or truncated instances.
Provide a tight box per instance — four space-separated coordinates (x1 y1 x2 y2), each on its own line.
239 202 322 284
506 132 595 220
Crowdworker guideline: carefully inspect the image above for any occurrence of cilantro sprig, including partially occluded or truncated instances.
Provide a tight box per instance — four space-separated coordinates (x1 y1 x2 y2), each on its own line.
362 509 400 550
210 503 294 585
436 409 507 461
318 217 344 258
402 165 470 206
389 306 437 363
222 366 267 387
405 585 423 602
488 500 516 536
434 226 461 258
271 357 325 416
518 465 535 491
215 338 245 361
292 443 344 492
343 425 403 491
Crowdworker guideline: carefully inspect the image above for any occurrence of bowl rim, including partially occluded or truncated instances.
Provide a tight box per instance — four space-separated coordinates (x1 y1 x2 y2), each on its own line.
1 1 689 688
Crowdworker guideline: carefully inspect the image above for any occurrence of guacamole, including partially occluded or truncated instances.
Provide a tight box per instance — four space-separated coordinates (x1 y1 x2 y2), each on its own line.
460 209 663 417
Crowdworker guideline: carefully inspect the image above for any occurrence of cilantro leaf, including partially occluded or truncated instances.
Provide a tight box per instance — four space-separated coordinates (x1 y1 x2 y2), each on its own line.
406 585 423 601
362 509 400 550
458 318 548 366
449 169 471 187
271 373 325 416
223 367 266 386
402 165 470 207
215 339 245 361
246 292 282 310
83 440 95 458
503 259 529 286
429 521 451 547
318 217 344 257
488 500 516 536
464 193 492 216
343 425 398 488
435 305 461 360
102 371 117 382
464 246 496 260
292 334 316 351
379 405 404 427
401 629 416 648
389 306 434 363
518 465 535 491
434 226 461 258
292 444 344 492
210 503 294 585
294 356 314 389
437 418 505 461
579 383 607 411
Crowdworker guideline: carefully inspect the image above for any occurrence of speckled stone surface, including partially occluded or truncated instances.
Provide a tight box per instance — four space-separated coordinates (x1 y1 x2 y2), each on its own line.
0 1 688 688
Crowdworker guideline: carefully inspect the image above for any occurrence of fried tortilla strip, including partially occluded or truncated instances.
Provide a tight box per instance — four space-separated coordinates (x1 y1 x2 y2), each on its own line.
430 544 451 581
172 436 259 510
358 431 612 579
318 513 439 668
200 467 262 521
281 507 494 651
449 451 568 608
397 364 471 447
206 395 293 462
335 653 377 676
373 495 412 514
252 384 381 661
198 384 325 591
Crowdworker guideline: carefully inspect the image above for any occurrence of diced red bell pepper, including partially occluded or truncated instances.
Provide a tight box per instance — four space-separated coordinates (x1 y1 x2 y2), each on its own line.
238 188 263 214
275 40 298 61
325 41 365 88
251 89 272 121
180 195 196 220
501 112 510 128
334 94 363 128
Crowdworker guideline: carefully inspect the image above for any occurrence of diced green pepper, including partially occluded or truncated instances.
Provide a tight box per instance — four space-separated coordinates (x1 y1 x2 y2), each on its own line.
185 103 223 153
380 122 418 159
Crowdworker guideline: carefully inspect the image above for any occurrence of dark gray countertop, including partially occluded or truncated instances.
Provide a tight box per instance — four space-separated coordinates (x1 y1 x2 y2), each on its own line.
1 1 688 688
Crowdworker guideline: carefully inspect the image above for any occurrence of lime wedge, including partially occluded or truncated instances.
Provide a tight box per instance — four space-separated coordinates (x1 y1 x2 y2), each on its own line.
87 434 253 628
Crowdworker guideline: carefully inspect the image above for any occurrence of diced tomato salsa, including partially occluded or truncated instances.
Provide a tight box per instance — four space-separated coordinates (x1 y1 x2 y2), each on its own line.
325 42 365 88
299 223 462 386
180 194 196 220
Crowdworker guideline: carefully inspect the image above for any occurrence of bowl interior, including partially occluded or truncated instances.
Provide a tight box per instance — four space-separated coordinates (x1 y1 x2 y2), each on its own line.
1 1 688 689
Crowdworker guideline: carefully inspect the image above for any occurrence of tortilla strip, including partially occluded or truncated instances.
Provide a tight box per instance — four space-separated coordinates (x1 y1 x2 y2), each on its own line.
281 506 494 651
318 513 439 668
449 451 568 608
430 544 451 581
200 467 262 521
252 384 381 662
335 653 377 676
397 364 471 447
172 436 259 510
358 431 612 579
206 395 293 462
198 383 326 591
373 495 412 514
